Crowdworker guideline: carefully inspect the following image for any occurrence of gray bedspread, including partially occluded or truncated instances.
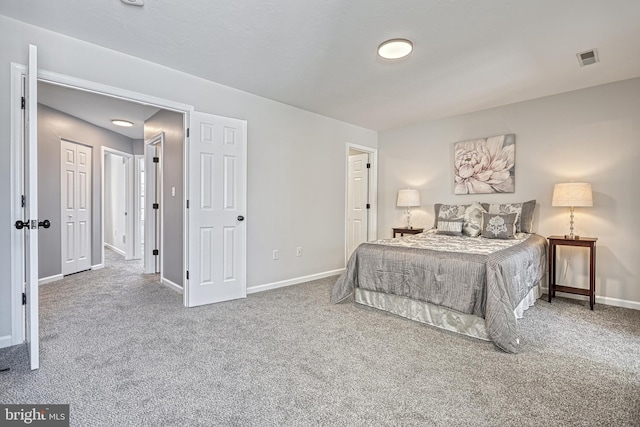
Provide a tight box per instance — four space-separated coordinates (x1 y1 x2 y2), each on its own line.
331 232 547 353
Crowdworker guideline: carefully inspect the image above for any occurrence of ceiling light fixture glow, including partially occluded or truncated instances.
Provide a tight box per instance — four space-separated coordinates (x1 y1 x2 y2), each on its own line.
377 39 413 59
111 119 133 127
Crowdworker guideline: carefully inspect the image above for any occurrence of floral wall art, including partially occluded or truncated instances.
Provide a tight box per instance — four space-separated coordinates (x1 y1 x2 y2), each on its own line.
454 134 515 194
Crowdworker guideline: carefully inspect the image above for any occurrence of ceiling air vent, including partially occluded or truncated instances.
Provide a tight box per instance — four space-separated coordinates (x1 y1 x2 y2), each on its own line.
577 49 599 67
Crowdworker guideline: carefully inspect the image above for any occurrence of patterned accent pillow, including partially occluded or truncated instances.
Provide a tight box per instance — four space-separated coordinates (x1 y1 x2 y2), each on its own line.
434 203 469 228
482 212 518 239
436 218 464 236
481 200 535 233
461 202 486 237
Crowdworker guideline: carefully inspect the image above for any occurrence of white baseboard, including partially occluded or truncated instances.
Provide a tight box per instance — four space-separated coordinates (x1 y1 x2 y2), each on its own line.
0 335 13 349
104 243 125 256
541 286 640 310
247 268 345 294
39 274 63 286
161 277 183 294
91 263 105 270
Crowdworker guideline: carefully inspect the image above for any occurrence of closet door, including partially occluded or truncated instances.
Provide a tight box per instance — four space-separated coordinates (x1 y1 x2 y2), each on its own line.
62 140 92 275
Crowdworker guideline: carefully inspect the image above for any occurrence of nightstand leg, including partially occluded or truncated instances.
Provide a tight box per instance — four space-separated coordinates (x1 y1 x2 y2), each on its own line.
590 245 596 310
548 243 555 302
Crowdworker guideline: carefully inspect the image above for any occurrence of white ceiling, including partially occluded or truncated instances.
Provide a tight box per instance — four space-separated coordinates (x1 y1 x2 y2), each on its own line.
3 0 640 131
39 82 160 139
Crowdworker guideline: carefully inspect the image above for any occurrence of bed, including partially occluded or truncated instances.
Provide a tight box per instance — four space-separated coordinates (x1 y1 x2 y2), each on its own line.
331 200 547 353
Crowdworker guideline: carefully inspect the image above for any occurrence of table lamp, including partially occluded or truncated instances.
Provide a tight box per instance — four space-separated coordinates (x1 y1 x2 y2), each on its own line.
397 189 421 229
552 182 593 239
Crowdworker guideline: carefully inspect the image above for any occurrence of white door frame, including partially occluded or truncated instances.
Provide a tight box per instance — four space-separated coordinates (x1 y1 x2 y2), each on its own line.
9 63 26 347
101 147 134 262
9 65 193 349
344 143 378 265
133 154 145 260
144 132 164 276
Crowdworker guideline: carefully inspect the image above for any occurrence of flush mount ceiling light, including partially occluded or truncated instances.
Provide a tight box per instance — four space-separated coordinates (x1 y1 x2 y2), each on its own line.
111 119 133 127
377 39 413 60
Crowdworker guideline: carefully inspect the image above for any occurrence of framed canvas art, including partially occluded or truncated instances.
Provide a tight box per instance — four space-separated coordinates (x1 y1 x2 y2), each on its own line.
454 134 515 194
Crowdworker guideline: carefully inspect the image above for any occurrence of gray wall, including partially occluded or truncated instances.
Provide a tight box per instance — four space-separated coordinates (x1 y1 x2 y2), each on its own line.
378 77 640 306
38 104 135 278
144 110 184 286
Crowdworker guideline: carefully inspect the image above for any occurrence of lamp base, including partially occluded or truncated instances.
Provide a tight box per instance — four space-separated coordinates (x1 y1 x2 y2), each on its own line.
564 234 580 240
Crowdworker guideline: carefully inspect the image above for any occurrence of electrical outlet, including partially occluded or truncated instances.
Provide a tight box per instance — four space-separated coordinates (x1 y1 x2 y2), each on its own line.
272 250 279 260
296 247 302 257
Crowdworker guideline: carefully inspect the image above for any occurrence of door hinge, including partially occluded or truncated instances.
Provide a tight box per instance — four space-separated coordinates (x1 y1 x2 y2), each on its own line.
22 292 27 305
153 157 159 163
186 200 189 209
152 203 159 210
366 163 371 169
21 195 25 208
366 203 371 209
186 128 190 138
21 97 25 110
153 249 159 256
186 271 189 280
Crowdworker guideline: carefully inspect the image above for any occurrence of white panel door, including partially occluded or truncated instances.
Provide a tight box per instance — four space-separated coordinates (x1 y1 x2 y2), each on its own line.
62 140 92 275
347 153 369 258
25 44 39 370
186 112 246 307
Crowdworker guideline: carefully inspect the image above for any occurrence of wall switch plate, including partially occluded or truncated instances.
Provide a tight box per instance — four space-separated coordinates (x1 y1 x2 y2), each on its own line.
296 247 302 257
273 250 279 260
172 187 175 197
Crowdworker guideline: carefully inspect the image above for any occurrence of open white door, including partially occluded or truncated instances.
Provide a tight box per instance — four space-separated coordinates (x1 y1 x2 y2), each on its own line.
347 153 369 257
25 44 39 370
185 112 247 307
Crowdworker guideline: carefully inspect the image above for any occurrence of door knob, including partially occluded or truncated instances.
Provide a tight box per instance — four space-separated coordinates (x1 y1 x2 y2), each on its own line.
14 220 29 230
237 215 245 222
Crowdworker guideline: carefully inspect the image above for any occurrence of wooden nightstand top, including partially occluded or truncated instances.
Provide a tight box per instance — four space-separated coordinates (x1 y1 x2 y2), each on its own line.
392 227 424 237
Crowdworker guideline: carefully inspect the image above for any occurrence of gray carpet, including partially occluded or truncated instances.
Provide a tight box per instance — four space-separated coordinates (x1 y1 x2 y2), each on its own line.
1 249 639 426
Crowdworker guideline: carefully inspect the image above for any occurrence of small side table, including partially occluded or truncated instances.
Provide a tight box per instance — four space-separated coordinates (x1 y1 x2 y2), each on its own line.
548 235 597 310
392 227 424 238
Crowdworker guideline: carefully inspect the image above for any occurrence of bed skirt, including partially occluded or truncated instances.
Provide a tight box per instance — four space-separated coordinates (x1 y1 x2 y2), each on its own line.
354 282 542 343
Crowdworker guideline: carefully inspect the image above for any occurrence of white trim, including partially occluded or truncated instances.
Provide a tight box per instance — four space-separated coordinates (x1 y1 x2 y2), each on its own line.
38 274 63 286
0 335 13 349
91 263 105 270
542 287 640 310
144 133 164 276
161 277 184 294
345 143 378 265
133 154 144 260
10 63 26 346
247 269 345 294
104 242 126 257
37 69 194 114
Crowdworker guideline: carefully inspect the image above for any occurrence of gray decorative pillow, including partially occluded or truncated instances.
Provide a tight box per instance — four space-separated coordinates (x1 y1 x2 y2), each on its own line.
481 200 535 233
436 218 464 236
482 212 518 239
434 203 469 228
461 202 486 237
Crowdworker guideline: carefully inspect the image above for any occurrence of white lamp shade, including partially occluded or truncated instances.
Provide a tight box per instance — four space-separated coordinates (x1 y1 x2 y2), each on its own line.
552 182 593 207
397 189 421 207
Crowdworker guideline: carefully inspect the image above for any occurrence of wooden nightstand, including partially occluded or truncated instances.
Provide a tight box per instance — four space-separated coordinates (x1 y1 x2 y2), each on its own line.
548 235 597 310
392 227 424 238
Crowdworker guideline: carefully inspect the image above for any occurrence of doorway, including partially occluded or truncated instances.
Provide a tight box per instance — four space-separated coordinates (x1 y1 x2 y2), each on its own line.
345 144 378 262
10 50 248 370
102 148 135 262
